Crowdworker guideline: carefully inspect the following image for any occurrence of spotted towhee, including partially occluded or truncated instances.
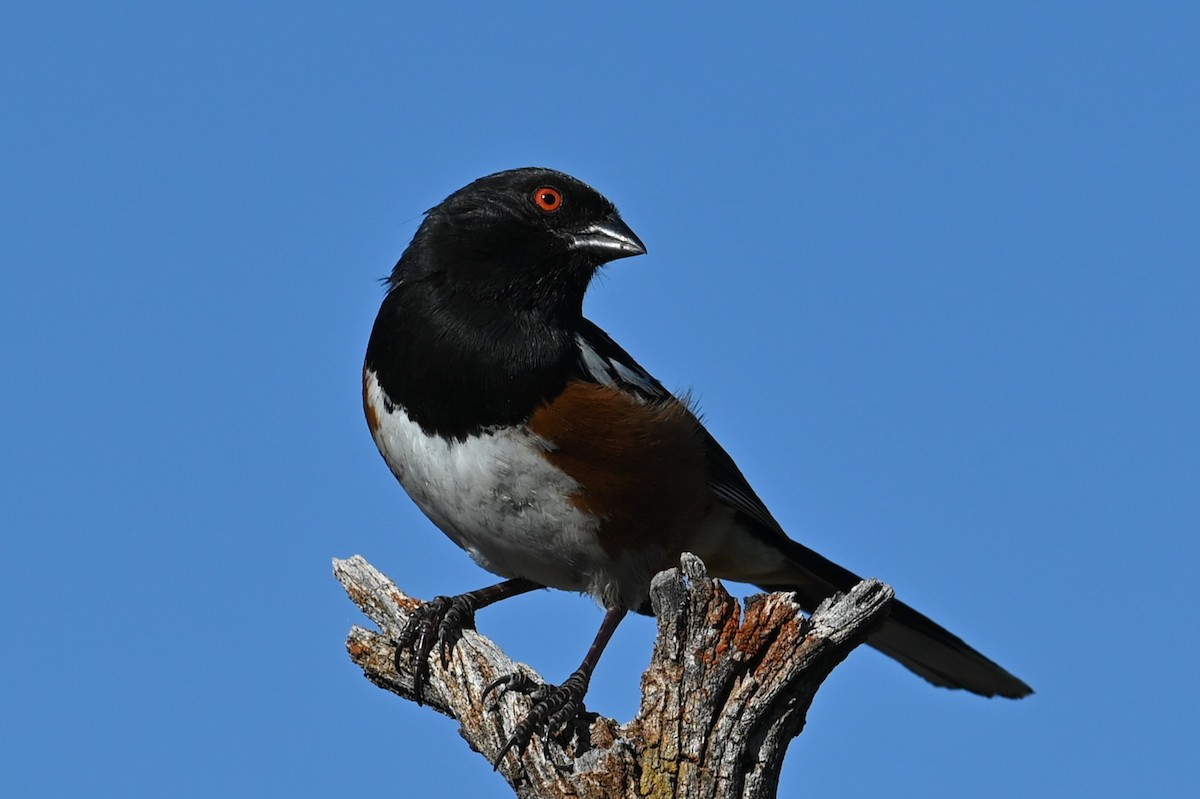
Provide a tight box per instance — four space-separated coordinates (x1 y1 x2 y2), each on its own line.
363 168 1031 765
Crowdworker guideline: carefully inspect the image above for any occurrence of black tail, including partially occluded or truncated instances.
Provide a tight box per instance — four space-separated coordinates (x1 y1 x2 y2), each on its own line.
758 537 1032 699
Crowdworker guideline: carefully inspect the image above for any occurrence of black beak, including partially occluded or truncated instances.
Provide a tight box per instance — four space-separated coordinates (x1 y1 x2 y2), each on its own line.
566 216 647 261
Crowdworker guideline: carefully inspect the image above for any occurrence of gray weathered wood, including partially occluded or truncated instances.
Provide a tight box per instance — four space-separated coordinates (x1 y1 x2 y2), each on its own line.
334 553 893 799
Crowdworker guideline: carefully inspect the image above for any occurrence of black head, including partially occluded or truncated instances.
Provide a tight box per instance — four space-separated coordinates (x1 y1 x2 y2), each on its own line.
389 167 645 322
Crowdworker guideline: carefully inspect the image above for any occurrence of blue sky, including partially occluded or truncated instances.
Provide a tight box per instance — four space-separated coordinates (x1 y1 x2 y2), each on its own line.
2 3 1196 796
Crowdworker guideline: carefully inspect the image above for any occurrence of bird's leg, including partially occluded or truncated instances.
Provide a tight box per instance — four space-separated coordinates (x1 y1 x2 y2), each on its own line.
486 606 628 768
394 578 541 704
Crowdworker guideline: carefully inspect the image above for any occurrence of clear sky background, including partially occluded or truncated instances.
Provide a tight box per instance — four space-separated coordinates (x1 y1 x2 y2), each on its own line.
3 3 1197 797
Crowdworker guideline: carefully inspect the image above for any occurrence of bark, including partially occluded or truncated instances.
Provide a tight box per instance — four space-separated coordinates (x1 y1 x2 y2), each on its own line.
334 553 893 799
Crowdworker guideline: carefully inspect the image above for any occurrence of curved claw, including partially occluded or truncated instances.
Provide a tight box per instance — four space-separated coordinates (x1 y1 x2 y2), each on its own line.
490 669 593 770
390 579 543 711
482 670 539 704
392 594 479 705
437 600 477 668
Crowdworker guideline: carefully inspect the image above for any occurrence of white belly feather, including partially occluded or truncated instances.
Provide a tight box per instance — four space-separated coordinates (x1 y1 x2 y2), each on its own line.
364 370 618 598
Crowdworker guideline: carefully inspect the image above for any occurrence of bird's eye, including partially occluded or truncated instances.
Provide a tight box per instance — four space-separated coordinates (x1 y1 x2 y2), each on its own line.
533 186 563 213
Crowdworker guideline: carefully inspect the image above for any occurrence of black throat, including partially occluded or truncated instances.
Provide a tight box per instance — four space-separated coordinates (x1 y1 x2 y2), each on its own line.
364 279 578 441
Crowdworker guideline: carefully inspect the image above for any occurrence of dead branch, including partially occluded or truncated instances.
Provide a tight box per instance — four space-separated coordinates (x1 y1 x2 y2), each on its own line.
334 552 893 799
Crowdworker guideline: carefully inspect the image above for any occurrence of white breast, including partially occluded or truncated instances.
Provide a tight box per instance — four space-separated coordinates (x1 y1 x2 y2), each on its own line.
364 369 622 599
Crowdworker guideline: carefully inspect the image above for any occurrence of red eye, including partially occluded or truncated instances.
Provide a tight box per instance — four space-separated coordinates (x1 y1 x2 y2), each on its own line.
533 186 563 212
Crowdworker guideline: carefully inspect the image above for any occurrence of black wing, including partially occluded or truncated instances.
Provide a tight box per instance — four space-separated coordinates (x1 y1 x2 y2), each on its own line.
573 320 1032 698
573 319 790 538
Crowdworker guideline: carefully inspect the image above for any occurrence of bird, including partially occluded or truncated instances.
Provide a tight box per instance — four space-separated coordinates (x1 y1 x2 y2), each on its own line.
362 167 1032 766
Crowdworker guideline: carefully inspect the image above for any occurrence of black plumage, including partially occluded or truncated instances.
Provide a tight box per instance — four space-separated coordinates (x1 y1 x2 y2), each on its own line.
363 167 1031 766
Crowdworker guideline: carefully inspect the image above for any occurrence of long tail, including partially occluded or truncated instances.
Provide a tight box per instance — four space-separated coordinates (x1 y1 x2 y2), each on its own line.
757 537 1033 699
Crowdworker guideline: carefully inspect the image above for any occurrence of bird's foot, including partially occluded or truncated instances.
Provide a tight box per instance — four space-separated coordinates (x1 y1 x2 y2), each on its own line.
392 593 479 703
484 668 593 768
